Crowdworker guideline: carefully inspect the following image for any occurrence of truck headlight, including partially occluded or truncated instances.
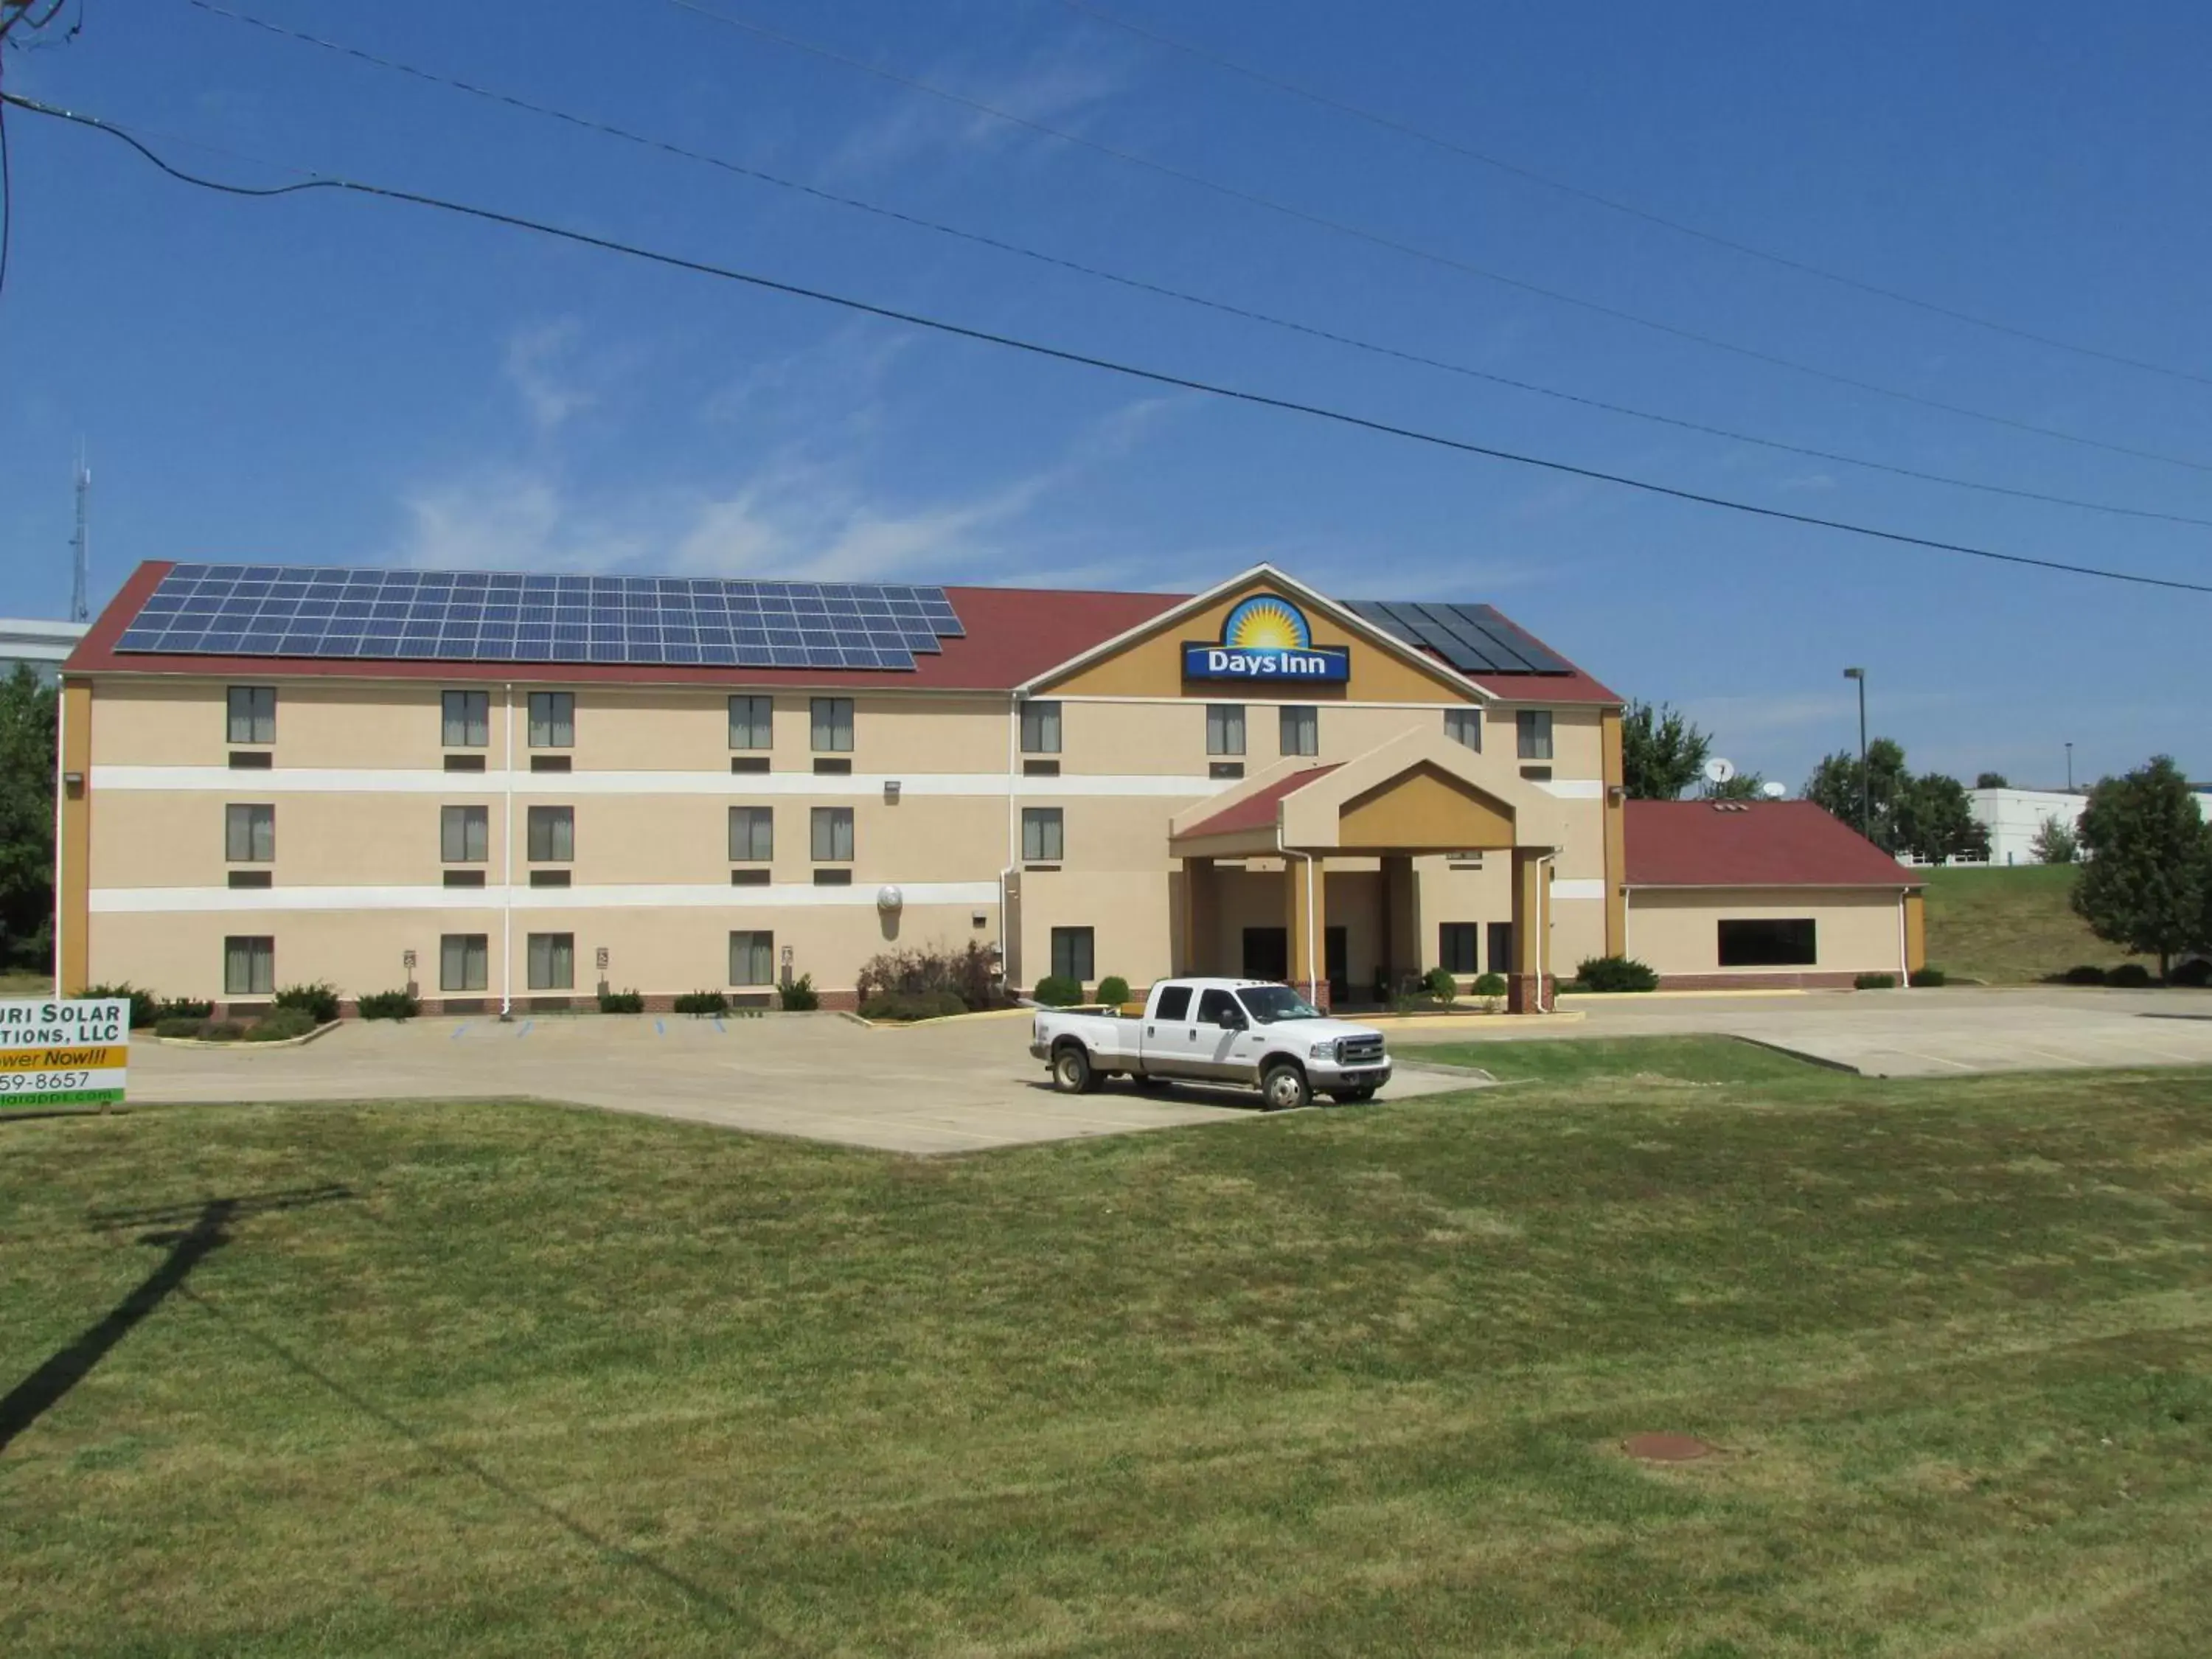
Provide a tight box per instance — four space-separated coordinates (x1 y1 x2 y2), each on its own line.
1309 1039 1338 1061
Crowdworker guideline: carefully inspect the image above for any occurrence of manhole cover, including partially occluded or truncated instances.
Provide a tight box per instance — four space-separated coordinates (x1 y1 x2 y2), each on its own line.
1621 1433 1716 1462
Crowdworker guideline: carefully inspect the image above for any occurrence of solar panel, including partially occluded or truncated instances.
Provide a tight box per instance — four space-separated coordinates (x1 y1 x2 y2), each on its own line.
116 565 967 671
1344 599 1573 676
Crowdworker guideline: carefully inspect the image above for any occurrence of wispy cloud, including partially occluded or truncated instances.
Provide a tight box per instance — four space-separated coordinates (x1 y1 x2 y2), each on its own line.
392 470 650 572
504 320 594 434
821 45 1130 180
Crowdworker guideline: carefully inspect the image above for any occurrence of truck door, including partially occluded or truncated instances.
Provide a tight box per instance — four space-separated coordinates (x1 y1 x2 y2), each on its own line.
1193 987 1250 1079
1141 983 1205 1078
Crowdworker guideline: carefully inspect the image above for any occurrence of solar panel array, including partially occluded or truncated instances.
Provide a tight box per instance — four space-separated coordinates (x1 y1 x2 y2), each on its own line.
1343 599 1573 676
114 565 965 669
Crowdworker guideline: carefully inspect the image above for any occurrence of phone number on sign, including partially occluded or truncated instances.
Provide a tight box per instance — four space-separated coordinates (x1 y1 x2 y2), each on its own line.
0 1071 93 1093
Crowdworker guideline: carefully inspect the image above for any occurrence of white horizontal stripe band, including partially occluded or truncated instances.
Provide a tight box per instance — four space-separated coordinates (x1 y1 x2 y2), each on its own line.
1548 878 1606 901
89 765 1227 799
89 883 1002 914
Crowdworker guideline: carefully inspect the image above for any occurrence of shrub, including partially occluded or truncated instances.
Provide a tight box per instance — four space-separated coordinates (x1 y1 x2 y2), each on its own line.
855 942 997 1011
2107 962 2154 988
154 1016 209 1039
673 991 729 1016
597 989 645 1014
778 974 819 1012
156 997 213 1022
200 1019 246 1043
1422 966 1459 1003
272 981 341 1025
1854 972 1896 990
358 989 420 1021
1575 956 1660 992
244 1007 316 1043
1032 974 1082 1006
2173 958 2212 988
1096 975 1131 1008
1472 971 1507 1008
2060 964 2107 986
1913 967 1948 987
80 983 161 1029
861 990 968 1022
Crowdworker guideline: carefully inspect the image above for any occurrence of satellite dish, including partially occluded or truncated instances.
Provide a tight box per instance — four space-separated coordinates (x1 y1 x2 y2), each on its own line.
1761 780 1787 800
1703 757 1737 785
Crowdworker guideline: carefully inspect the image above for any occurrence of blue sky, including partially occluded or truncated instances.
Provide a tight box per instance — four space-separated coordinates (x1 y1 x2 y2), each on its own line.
3 0 2208 789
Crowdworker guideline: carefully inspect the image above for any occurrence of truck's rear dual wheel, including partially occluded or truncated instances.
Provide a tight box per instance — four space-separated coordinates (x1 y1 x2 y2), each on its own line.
1051 1043 1103 1094
1260 1062 1312 1112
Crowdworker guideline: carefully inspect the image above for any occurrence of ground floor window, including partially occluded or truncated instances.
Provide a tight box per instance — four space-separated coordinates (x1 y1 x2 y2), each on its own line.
1717 917 1818 967
223 936 274 996
441 933 489 992
730 931 774 987
527 932 575 990
1438 922 1479 975
1486 921 1514 975
1051 926 1095 984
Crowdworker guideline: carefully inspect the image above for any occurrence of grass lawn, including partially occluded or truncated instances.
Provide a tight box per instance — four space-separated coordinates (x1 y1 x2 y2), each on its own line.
0 969 52 995
1921 863 2151 984
4 1041 2209 1655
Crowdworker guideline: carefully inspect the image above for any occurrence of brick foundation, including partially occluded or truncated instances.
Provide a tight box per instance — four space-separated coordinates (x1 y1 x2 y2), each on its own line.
1505 973 1559 1013
1652 971 1863 992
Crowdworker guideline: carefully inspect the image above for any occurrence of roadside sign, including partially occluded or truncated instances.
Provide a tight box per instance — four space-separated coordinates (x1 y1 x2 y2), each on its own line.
0 998 130 1110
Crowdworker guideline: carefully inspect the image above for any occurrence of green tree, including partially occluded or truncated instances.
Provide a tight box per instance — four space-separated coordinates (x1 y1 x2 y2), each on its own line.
2029 815 2078 865
1619 700 1710 800
1975 771 2009 789
0 665 60 970
1892 772 1992 864
1804 737 1908 849
2070 756 2212 980
1708 769 1771 801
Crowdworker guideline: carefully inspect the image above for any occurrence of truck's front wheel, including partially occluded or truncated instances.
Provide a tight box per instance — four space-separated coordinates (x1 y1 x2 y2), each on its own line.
1260 1062 1311 1112
1051 1043 1102 1094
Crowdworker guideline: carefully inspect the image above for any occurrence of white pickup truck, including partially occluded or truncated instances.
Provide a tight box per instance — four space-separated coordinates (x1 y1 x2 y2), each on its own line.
1030 978 1392 1110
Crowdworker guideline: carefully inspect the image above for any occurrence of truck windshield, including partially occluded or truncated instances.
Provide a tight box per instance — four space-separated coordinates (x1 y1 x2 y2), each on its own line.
1238 986 1321 1024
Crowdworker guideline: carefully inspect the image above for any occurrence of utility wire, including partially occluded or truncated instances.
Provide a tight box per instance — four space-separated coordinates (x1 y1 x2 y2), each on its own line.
0 88 11 307
179 1 2212 533
10 90 2210 598
1057 0 2212 392
664 0 2212 479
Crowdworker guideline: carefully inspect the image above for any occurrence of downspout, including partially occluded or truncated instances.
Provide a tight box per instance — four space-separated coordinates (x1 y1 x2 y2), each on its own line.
1002 695 1020 995
1276 821 1318 1004
1897 889 1912 989
500 682 515 1018
1537 849 1557 1013
52 680 67 998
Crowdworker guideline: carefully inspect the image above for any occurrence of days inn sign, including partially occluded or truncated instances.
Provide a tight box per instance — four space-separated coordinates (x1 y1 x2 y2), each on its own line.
1181 596 1351 684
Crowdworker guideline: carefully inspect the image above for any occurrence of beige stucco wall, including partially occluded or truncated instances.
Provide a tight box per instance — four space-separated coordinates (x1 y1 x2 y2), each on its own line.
1627 887 1909 976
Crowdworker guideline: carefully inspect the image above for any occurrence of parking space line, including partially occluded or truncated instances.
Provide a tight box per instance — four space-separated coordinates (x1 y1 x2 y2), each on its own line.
518 1020 533 1039
654 1019 666 1037
450 1023 469 1040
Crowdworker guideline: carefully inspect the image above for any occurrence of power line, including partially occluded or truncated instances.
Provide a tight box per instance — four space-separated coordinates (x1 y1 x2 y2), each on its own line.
663 0 2212 479
1056 0 2212 392
9 89 2211 598
178 0 2212 533
0 88 11 308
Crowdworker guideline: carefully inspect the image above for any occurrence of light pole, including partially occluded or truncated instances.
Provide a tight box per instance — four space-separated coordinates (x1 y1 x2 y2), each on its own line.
1842 667 1869 838
2065 742 2074 793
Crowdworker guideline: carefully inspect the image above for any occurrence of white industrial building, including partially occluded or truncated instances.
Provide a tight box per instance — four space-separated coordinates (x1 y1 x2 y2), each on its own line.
0 619 90 685
1969 785 2212 866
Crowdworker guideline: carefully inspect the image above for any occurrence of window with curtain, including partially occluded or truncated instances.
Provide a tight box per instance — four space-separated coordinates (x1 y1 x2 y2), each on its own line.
728 805 773 861
223 936 275 995
811 806 854 861
1279 705 1318 756
226 686 276 745
527 692 574 748
1444 708 1482 751
1020 700 1062 754
728 695 773 750
810 698 854 752
526 932 575 990
441 805 489 863
729 931 775 987
1022 807 1064 861
526 805 574 862
225 804 275 863
442 689 490 748
1206 703 1245 756
440 933 489 992
1516 709 1554 760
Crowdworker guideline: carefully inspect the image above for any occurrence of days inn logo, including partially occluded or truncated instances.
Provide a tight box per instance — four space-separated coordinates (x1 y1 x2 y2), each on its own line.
1181 596 1351 684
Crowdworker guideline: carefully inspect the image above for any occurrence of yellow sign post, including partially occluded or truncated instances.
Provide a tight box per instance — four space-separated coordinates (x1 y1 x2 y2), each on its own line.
0 998 130 1110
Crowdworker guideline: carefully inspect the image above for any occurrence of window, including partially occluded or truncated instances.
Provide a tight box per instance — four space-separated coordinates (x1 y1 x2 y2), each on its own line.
1206 703 1245 756
440 933 489 992
729 806 773 862
730 931 775 987
223 936 275 997
1196 987 1241 1026
526 805 574 863
226 686 276 745
441 805 489 863
1279 705 1318 757
526 932 575 990
1022 807 1064 862
1020 700 1062 754
225 804 274 863
527 692 574 748
811 806 854 861
810 698 853 753
729 695 773 751
1717 918 1818 967
1516 709 1554 760
1439 922 1479 975
1153 984 1192 1021
1050 926 1095 984
442 689 490 748
1445 708 1482 752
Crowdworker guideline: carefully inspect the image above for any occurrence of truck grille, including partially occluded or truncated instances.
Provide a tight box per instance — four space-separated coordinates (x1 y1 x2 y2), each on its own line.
1338 1034 1385 1066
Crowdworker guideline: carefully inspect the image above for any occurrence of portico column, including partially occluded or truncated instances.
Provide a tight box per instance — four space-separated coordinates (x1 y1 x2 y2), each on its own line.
1180 857 1215 977
1381 852 1417 998
1508 848 1551 1014
1287 852 1328 1009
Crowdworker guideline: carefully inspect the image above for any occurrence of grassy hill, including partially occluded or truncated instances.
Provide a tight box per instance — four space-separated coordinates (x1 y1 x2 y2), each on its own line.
1921 863 2150 983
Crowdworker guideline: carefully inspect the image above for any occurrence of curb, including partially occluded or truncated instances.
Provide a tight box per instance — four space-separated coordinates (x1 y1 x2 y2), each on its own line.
153 1020 344 1051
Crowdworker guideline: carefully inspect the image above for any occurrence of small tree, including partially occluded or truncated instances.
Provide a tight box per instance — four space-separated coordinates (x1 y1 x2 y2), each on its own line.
2029 815 2078 865
1975 772 2009 790
1804 737 1908 850
1891 772 1991 864
0 665 58 972
2071 756 2212 980
1619 700 1711 801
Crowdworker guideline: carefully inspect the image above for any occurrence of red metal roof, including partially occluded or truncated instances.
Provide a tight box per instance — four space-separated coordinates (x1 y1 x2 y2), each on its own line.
1178 764 1342 840
1624 800 1921 888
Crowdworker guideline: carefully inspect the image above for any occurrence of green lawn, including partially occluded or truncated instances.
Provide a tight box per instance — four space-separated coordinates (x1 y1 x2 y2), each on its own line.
4 1044 2209 1656
1921 863 2151 984
0 969 51 995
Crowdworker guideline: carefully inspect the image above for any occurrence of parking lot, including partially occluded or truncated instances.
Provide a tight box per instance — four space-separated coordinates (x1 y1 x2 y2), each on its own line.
119 987 2212 1153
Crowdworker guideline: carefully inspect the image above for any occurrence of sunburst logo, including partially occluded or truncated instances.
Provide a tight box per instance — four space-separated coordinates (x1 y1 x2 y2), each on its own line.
1221 597 1312 652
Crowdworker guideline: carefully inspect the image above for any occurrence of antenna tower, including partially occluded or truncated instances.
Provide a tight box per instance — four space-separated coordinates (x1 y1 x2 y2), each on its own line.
70 445 91 623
